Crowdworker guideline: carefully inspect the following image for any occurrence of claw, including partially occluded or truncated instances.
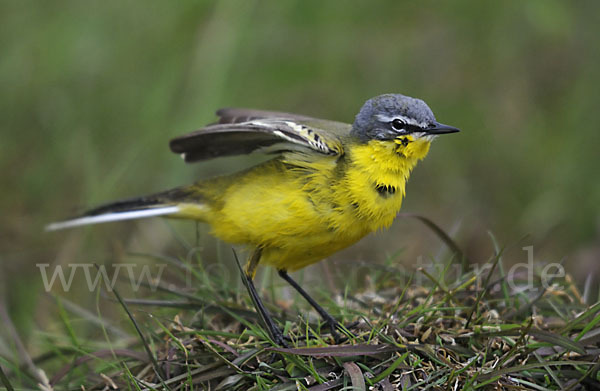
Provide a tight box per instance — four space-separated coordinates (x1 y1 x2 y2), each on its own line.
325 318 358 344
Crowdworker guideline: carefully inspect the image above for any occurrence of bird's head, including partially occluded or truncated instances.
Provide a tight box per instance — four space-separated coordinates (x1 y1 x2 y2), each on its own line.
351 94 459 152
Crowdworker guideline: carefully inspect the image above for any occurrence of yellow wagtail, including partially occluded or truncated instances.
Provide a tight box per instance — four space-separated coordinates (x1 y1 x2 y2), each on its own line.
48 93 459 345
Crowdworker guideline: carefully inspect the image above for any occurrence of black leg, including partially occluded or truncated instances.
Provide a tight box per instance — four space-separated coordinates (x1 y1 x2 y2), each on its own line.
234 248 287 347
242 272 288 347
278 269 349 343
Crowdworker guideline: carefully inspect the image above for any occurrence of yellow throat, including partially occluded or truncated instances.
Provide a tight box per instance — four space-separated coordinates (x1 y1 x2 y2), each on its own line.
338 135 432 230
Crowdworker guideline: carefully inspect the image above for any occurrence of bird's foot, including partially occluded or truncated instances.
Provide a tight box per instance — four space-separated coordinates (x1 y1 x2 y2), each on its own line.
270 324 289 348
325 318 360 345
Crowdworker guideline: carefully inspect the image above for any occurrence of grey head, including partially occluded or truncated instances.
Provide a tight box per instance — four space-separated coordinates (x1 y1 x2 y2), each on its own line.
351 94 459 142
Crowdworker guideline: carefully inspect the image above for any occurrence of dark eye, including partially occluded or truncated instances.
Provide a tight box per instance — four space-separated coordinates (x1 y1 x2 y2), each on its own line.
391 119 406 131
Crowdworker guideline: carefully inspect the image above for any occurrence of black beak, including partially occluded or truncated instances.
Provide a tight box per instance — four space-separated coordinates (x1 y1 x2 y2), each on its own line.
426 121 460 135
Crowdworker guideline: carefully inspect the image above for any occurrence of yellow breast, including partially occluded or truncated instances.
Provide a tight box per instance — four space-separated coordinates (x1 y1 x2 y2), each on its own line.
198 136 431 271
335 137 431 231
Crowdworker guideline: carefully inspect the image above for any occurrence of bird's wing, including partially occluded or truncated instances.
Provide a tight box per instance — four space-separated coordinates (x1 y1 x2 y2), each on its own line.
169 109 349 163
215 107 314 124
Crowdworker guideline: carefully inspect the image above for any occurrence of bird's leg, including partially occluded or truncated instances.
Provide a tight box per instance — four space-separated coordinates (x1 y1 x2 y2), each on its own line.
278 269 351 344
239 248 287 347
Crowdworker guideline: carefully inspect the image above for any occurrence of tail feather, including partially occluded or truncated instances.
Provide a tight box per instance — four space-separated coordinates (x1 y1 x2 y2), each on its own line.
46 187 199 231
45 206 180 231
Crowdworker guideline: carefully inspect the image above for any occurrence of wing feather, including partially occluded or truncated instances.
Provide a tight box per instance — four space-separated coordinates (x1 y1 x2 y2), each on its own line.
216 108 313 124
170 110 347 163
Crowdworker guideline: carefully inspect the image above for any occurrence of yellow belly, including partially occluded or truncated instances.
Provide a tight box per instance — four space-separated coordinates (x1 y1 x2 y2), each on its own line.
179 137 431 272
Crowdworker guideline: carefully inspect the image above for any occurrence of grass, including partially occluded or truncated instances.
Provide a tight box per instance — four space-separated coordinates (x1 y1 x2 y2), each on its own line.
1 219 599 390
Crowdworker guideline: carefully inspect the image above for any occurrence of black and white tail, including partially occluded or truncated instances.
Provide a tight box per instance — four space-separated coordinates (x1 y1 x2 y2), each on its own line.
45 187 197 231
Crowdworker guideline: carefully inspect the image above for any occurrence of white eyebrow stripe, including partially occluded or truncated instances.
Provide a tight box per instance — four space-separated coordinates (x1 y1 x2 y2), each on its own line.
376 114 408 123
375 114 429 128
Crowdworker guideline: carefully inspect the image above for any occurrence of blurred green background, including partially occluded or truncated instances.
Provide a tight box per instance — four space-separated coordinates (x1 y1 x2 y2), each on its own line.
1 0 600 355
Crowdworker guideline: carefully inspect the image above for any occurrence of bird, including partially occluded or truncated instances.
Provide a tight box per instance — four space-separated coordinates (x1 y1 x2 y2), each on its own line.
47 93 460 346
